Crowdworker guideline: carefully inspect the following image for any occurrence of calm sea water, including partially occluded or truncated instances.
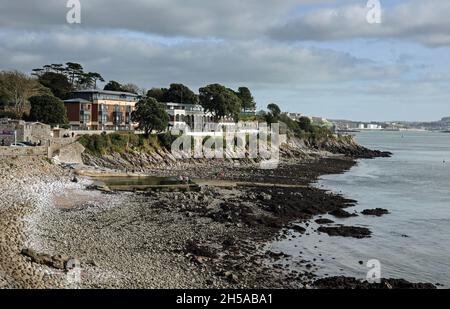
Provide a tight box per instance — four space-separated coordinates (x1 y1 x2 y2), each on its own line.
269 131 450 287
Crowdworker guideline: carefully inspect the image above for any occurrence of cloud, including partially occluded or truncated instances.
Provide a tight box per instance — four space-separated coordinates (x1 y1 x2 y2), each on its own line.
1 1 448 120
0 0 331 39
0 28 406 89
269 0 450 47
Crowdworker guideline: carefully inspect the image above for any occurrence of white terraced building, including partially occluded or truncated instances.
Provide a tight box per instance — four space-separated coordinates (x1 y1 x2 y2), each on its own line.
164 102 235 133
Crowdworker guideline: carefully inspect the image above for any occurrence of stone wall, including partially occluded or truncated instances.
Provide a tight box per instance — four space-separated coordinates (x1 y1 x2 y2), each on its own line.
0 146 48 158
28 123 52 144
0 119 52 146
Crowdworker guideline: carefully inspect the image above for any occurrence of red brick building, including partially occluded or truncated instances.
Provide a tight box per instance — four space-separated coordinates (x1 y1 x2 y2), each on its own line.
64 90 139 131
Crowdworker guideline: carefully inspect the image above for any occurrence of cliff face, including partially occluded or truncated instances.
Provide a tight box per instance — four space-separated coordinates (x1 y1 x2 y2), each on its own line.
81 142 313 171
81 134 390 171
302 135 392 159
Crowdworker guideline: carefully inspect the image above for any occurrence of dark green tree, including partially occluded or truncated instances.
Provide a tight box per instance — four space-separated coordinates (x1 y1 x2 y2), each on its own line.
237 87 256 111
265 103 281 123
86 72 105 89
65 62 84 86
31 68 44 77
165 83 198 104
28 95 68 125
199 84 242 121
131 97 169 137
38 72 73 100
297 116 313 133
104 80 123 92
147 87 169 102
33 63 104 90
50 64 65 74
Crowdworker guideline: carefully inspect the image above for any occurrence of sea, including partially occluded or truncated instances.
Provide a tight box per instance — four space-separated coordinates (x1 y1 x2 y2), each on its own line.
268 131 450 287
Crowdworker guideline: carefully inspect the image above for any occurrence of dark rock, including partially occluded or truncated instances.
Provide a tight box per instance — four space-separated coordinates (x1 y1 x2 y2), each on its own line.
317 226 372 239
329 209 358 218
361 208 390 217
315 218 335 225
21 248 72 270
290 225 306 234
314 276 437 289
184 241 218 259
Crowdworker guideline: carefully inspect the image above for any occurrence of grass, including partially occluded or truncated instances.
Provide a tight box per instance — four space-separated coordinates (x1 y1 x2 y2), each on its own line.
78 132 179 156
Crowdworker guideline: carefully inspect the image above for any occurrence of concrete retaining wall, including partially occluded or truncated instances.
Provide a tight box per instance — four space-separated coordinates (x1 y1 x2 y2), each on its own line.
53 142 85 164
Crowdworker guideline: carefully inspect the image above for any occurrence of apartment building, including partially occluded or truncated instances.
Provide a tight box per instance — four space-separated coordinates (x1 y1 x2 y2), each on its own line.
64 90 139 131
165 102 236 132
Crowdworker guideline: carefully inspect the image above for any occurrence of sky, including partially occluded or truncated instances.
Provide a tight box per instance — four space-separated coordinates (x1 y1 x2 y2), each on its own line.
1 0 450 121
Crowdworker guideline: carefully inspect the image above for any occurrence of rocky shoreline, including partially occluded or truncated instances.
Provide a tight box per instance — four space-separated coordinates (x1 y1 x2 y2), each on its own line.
0 140 437 289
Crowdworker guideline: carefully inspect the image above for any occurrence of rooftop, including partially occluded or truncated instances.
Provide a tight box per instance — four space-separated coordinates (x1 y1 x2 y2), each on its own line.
64 98 92 103
72 89 140 97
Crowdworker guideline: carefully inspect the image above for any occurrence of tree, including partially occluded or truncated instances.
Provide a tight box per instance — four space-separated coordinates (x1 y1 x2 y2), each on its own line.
165 83 198 104
31 68 44 77
297 116 313 132
28 95 68 125
33 63 104 90
265 103 281 123
50 64 65 74
237 87 256 111
147 87 169 102
267 103 281 118
199 84 242 121
104 80 123 92
65 62 84 86
131 97 169 137
0 70 48 118
38 72 73 100
122 83 140 94
86 72 104 89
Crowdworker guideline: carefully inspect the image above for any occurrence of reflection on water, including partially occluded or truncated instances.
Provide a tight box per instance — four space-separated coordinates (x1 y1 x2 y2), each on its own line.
92 176 192 187
269 131 450 287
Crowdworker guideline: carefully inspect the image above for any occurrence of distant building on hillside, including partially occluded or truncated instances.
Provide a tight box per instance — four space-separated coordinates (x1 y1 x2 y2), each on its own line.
164 102 234 132
283 112 303 121
240 108 258 117
64 90 139 131
165 102 208 131
357 123 382 130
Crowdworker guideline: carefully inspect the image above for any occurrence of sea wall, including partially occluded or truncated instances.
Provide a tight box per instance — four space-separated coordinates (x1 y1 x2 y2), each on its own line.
0 146 48 158
53 142 85 164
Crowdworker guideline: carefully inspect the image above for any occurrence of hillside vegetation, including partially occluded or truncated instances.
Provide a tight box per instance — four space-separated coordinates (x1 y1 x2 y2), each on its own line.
78 132 177 156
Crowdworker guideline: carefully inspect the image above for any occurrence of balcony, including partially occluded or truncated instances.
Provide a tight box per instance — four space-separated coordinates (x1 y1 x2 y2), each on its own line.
112 112 123 124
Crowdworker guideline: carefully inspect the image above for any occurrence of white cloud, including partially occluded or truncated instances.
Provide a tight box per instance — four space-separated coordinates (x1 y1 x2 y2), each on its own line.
1 1 449 120
0 29 406 88
269 1 450 47
0 0 331 39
